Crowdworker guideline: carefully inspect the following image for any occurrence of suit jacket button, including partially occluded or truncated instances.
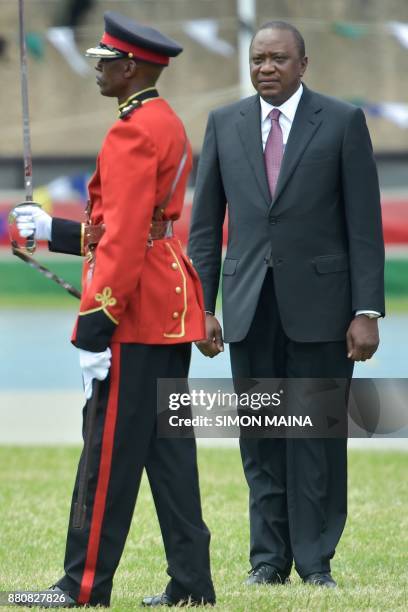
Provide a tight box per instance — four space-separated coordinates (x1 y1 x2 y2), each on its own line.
172 311 179 319
269 217 277 225
276 258 283 265
171 262 178 270
175 286 182 294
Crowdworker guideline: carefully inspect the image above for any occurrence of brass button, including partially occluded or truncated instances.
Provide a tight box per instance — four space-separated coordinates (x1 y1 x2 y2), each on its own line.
171 262 178 270
189 258 193 264
172 311 179 319
175 286 182 294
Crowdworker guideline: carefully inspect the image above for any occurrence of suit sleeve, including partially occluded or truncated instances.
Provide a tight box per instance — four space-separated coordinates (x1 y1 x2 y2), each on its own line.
49 218 85 256
341 107 385 315
74 122 157 351
188 112 227 313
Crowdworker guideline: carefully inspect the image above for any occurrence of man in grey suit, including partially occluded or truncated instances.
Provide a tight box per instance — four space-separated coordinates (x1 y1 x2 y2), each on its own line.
188 21 384 587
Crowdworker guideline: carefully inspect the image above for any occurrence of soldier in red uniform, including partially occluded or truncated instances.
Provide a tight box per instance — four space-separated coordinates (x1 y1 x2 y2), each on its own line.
14 11 215 608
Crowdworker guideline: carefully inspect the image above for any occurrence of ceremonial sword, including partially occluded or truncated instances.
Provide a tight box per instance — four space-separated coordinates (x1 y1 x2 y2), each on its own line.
9 0 81 299
14 0 37 253
11 1 97 532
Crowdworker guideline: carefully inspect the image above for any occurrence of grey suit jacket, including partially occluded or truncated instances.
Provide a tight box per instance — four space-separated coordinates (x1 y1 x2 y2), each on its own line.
188 85 385 343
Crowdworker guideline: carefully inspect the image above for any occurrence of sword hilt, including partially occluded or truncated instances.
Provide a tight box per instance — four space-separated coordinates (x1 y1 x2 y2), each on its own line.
8 201 42 255
24 195 36 253
25 233 36 254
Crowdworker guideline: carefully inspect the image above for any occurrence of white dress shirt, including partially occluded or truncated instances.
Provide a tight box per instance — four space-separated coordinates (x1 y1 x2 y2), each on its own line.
259 83 380 319
260 83 303 150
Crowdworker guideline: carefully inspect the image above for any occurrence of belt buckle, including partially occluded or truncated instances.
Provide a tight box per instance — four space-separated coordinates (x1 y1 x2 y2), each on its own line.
165 221 173 238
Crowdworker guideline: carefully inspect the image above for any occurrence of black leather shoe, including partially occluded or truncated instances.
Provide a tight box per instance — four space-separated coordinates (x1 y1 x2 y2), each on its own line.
11 586 77 607
303 572 337 588
142 593 215 607
142 593 175 607
245 564 289 586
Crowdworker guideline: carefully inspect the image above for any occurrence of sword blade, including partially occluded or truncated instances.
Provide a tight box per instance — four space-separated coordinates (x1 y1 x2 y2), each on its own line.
12 246 82 300
18 0 33 201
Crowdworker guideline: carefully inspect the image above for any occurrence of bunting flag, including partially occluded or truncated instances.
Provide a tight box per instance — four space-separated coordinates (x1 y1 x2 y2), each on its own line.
360 101 408 128
332 20 408 50
182 19 235 57
375 103 408 128
25 32 45 60
46 26 91 76
387 21 408 49
332 21 369 39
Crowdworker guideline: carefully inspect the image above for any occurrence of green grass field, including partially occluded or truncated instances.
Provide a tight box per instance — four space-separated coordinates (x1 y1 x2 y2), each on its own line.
0 447 407 610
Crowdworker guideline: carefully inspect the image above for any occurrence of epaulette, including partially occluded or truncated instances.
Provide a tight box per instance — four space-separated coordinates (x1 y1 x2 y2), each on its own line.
119 99 142 119
118 87 160 120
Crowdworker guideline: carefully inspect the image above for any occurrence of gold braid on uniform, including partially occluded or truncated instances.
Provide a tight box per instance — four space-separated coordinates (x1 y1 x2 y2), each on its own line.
118 87 160 119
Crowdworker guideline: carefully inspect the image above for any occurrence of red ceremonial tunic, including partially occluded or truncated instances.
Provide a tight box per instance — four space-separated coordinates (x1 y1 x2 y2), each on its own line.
50 93 205 351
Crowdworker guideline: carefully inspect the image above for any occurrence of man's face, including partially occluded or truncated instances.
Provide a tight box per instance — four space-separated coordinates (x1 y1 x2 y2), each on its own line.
95 58 129 98
249 28 308 106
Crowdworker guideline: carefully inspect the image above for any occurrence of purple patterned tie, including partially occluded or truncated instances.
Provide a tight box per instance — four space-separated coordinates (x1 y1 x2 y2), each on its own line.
264 108 283 198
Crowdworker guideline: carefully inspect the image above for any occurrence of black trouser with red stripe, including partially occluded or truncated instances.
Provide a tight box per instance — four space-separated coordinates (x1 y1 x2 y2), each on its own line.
56 343 215 606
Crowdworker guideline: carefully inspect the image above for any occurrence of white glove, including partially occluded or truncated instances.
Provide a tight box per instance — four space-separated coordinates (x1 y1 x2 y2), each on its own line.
13 204 52 241
78 347 112 400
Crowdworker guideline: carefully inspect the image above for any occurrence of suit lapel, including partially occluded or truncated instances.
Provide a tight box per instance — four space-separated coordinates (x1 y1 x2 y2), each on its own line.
271 86 323 210
236 96 271 206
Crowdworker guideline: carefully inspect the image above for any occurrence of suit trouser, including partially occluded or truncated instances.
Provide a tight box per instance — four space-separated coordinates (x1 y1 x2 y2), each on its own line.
229 270 354 578
56 343 215 606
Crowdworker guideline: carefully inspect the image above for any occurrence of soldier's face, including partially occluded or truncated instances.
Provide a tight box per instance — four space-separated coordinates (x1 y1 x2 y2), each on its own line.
95 58 128 98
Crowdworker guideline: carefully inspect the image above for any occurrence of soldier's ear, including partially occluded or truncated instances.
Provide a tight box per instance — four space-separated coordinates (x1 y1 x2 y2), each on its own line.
124 59 138 78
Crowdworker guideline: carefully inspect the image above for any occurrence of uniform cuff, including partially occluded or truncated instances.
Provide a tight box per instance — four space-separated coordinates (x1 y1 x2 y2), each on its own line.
49 218 84 256
73 310 117 351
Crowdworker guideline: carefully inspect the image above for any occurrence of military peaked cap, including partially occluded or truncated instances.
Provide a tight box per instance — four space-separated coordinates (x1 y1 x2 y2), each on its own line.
86 11 183 66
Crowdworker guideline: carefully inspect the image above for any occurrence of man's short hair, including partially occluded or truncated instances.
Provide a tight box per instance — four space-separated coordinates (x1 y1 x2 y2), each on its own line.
253 21 306 58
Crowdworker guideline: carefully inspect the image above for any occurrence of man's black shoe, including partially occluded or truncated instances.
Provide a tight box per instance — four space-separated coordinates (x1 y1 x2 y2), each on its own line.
303 572 337 588
245 564 289 586
141 593 176 607
142 593 215 607
11 586 77 607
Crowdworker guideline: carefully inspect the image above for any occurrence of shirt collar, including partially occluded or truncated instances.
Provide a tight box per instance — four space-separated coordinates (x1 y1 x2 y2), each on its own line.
260 83 303 123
